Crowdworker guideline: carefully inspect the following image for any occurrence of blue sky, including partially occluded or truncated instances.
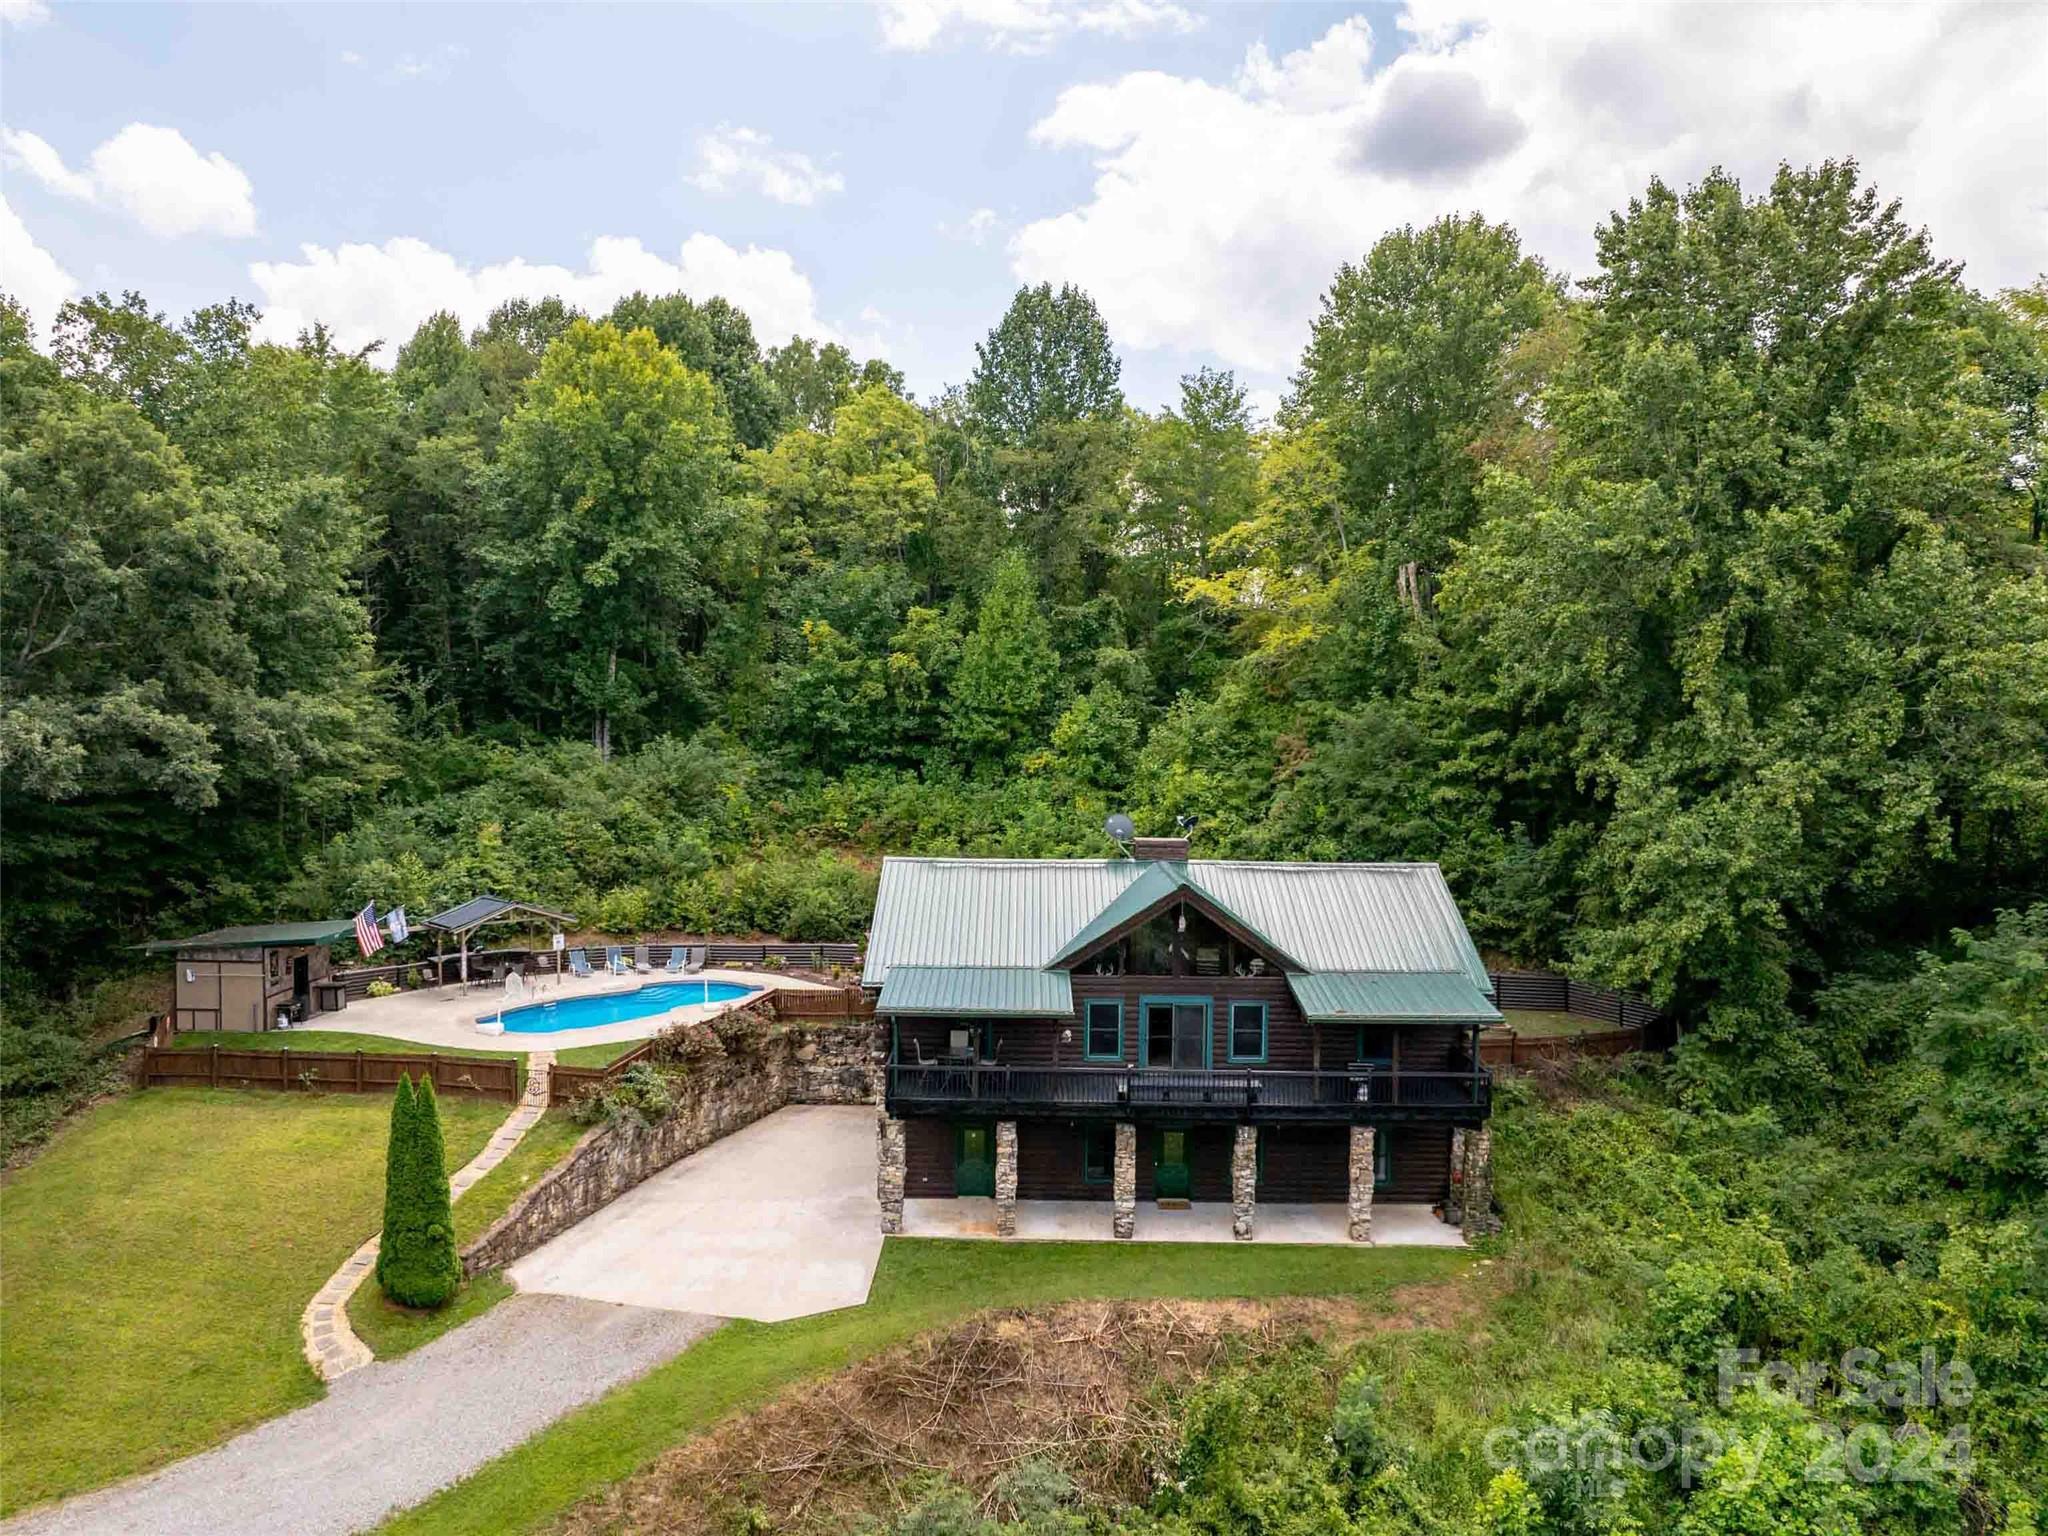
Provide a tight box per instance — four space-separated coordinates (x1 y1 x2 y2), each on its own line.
4 1 2043 417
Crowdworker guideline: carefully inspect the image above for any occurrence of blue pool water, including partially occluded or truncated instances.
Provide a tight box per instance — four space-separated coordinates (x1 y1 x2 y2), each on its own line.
488 980 760 1034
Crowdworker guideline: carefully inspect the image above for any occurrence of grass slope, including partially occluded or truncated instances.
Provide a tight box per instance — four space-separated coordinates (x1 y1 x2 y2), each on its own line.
552 1038 650 1068
0 1088 505 1514
381 1237 1467 1536
348 1110 589 1361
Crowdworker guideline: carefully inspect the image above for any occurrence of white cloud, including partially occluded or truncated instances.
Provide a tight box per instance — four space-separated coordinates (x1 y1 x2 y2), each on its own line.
1011 3 2048 374
248 232 847 356
688 125 844 206
339 50 364 66
2 122 257 238
878 0 1199 54
2 127 94 200
939 206 1001 244
0 0 51 27
0 194 78 335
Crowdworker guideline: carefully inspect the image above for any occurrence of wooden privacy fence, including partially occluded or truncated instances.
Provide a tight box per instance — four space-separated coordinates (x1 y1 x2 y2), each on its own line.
138 1044 521 1103
546 984 876 1107
1479 1025 1643 1068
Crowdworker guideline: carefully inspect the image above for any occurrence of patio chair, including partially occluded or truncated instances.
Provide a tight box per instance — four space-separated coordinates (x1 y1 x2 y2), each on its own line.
683 945 706 974
633 942 652 972
567 947 592 978
662 947 687 974
606 945 629 976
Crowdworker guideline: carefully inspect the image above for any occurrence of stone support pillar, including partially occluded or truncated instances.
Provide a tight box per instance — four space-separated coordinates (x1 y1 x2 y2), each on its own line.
994 1120 1018 1237
1461 1125 1496 1240
1347 1124 1376 1243
877 1114 906 1235
1112 1122 1137 1239
1231 1124 1258 1240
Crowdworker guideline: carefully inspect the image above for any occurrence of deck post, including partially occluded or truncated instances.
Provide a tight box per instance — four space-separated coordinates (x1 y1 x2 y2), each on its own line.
877 1114 906 1235
994 1120 1018 1237
1112 1122 1137 1239
1347 1125 1375 1242
1231 1124 1257 1240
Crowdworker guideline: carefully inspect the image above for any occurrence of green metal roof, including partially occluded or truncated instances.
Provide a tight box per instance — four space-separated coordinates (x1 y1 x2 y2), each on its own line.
1287 971 1502 1024
139 920 358 952
1041 859 1309 972
865 858 1493 996
875 966 1075 1017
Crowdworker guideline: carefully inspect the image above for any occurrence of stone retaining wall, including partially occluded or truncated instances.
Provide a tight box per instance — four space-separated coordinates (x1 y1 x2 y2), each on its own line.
462 1012 881 1276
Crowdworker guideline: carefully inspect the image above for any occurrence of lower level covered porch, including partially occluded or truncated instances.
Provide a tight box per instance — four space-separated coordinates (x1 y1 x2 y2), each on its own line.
876 1114 1495 1244
903 1196 1466 1246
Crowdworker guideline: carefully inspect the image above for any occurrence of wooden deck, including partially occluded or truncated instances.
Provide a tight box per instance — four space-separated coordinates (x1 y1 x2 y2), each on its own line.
884 1062 1490 1123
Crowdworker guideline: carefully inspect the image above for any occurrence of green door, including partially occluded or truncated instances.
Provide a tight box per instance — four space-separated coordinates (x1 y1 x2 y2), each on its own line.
1154 1129 1191 1200
955 1123 995 1197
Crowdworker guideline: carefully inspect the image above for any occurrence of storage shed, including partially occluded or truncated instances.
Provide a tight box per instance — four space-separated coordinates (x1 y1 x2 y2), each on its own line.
141 920 358 1032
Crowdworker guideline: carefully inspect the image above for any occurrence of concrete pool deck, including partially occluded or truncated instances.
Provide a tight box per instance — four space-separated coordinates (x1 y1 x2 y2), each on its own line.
281 967 831 1054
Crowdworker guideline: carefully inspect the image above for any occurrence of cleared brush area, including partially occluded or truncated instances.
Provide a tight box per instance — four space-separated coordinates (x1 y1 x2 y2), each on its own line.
559 1288 1468 1535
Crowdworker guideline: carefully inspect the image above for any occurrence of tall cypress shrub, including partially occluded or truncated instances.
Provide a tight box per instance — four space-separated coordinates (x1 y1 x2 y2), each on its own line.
375 1073 461 1308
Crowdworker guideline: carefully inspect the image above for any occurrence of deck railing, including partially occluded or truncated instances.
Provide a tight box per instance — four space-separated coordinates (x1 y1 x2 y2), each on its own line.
885 1062 1489 1119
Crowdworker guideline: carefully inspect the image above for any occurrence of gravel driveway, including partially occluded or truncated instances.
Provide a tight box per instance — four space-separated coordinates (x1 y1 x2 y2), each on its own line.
1 1295 716 1536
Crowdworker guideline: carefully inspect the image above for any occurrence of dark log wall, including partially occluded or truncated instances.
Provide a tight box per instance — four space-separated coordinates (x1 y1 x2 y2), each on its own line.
904 1115 957 1197
916 1116 1453 1205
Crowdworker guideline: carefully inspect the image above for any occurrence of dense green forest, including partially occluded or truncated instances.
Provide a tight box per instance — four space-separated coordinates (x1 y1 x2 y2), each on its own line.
4 157 2046 1531
7 161 2042 1067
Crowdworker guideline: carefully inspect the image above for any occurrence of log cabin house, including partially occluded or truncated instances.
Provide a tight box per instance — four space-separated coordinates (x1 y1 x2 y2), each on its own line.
867 842 1500 1241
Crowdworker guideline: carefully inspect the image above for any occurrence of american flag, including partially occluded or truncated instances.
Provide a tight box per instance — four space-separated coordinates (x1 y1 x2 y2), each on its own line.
354 902 385 957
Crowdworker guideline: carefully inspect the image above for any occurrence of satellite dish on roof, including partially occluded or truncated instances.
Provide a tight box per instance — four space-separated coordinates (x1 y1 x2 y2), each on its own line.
1104 812 1136 845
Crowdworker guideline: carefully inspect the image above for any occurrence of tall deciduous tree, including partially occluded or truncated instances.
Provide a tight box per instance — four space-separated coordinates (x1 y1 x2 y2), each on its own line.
478 320 742 757
1291 214 1556 578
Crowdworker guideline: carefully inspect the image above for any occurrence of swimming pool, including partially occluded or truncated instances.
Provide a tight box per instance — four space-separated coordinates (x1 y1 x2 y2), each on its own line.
486 980 761 1034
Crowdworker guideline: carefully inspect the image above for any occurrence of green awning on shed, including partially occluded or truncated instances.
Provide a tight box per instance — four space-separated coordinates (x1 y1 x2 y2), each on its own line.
1287 971 1503 1024
876 966 1075 1017
138 920 359 952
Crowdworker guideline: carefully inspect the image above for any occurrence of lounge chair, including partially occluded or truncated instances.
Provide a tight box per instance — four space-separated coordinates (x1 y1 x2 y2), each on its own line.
568 947 592 978
634 942 653 972
683 945 706 974
662 947 687 975
606 946 628 976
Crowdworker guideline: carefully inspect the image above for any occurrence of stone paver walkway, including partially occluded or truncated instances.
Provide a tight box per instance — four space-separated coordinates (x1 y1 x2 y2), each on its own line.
1 1295 716 1536
302 1052 555 1381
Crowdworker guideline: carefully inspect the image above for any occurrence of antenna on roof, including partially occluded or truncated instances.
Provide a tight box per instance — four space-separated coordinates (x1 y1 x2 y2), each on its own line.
1175 813 1197 836
1104 812 1136 855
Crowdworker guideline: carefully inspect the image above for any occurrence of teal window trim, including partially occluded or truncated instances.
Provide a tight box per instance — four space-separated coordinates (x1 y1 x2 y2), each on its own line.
1227 1000 1268 1063
1082 998 1125 1061
1081 1123 1114 1184
1354 1023 1393 1069
1139 994 1213 1069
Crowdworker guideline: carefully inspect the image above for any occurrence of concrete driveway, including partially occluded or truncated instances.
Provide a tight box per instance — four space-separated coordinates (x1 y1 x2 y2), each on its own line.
508 1104 882 1322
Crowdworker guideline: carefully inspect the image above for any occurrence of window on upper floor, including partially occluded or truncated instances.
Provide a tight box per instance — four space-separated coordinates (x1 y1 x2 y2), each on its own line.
1084 999 1123 1060
1228 1001 1267 1062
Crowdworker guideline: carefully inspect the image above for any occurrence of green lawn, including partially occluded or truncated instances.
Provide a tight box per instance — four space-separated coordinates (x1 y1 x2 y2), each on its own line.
381 1237 1468 1536
552 1037 648 1068
1495 1009 1608 1038
0 1089 507 1515
348 1110 589 1361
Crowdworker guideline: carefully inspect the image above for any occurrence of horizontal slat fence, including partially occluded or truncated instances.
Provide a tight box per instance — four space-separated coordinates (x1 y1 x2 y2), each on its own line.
1486 969 1662 1031
138 1044 520 1102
